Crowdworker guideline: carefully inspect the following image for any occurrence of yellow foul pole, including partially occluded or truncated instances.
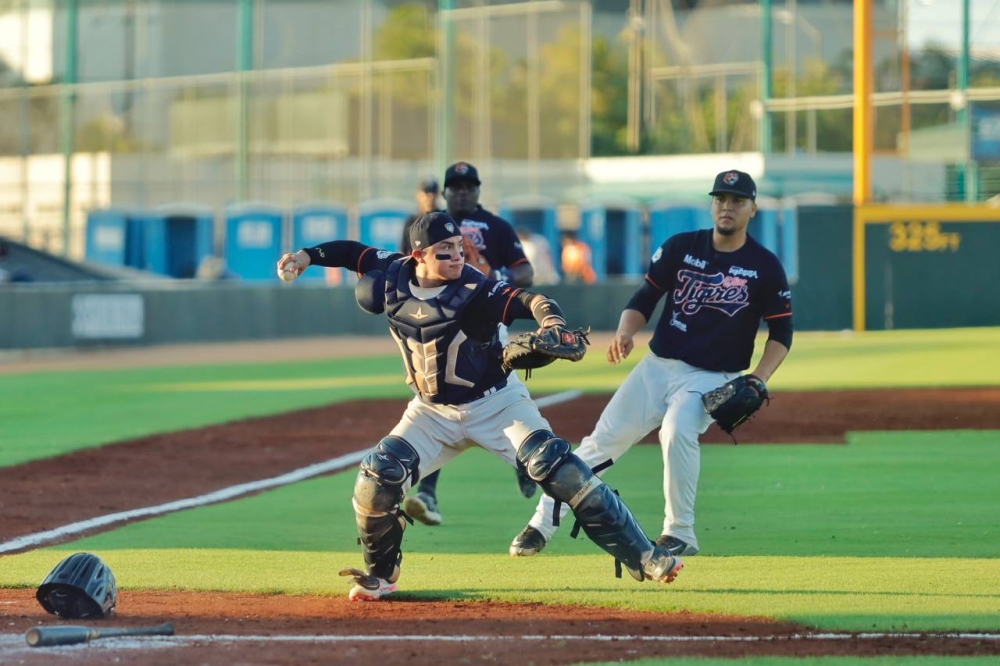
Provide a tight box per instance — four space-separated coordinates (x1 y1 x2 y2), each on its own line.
852 0 873 331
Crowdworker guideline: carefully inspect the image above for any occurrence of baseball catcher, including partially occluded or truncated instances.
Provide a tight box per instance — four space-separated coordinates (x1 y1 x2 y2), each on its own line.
701 374 769 438
502 325 590 377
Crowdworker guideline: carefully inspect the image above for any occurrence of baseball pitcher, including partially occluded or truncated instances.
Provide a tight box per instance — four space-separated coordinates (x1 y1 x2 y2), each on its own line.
510 170 793 559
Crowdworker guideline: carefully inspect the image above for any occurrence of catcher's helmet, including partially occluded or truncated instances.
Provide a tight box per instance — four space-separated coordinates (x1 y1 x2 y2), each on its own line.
36 552 117 619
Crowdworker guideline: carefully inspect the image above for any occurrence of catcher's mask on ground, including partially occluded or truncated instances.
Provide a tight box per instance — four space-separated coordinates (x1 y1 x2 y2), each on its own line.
36 552 118 619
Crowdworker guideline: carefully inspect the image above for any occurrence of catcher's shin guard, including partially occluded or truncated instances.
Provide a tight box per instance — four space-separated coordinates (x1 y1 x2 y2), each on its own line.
517 430 651 580
353 436 420 580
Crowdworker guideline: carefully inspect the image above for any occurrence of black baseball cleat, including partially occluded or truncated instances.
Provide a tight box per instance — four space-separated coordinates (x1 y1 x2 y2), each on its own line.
654 534 699 556
402 491 442 526
509 525 547 556
515 467 537 498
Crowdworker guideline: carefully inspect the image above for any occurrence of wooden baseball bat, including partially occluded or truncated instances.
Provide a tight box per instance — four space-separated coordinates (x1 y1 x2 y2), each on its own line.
25 622 175 648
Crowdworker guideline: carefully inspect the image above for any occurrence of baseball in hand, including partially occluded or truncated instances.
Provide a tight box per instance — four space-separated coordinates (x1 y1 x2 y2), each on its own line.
279 264 298 282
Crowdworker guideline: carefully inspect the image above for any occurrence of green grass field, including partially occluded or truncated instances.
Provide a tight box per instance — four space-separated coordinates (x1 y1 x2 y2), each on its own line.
1 328 999 658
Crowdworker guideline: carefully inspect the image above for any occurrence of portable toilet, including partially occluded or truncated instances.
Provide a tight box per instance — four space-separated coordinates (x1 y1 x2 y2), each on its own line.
85 208 144 269
291 202 349 283
357 198 412 253
647 201 713 248
223 202 284 280
496 195 559 267
142 202 216 279
578 196 643 280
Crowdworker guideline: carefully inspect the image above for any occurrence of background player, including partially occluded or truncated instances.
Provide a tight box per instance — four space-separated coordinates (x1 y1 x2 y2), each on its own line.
276 212 683 600
400 176 441 253
509 170 793 558
403 161 537 526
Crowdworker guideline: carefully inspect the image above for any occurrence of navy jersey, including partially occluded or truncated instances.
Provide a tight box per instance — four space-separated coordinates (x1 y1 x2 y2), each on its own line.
451 206 530 272
635 230 792 373
304 241 534 404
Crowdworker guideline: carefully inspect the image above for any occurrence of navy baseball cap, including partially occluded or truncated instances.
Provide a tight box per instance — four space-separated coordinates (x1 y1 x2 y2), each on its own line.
419 177 439 193
409 212 462 250
710 170 756 201
444 162 481 188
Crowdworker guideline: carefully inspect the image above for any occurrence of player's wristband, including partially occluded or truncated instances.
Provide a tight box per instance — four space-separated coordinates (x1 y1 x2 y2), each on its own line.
530 297 564 328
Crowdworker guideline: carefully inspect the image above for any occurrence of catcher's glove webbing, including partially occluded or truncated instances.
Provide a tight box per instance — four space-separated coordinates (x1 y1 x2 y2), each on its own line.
502 325 590 378
701 374 769 441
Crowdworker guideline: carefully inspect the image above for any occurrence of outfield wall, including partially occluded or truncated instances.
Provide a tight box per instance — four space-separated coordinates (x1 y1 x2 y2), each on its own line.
7 201 1000 350
0 281 650 350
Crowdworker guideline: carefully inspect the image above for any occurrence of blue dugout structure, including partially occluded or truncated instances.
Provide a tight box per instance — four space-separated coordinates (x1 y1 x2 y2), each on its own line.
85 204 214 278
357 198 412 253
144 202 215 278
578 196 643 279
223 202 284 281
290 202 349 283
85 208 143 269
496 195 559 269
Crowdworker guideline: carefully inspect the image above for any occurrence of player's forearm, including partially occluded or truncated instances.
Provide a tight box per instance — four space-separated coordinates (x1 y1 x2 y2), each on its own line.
302 240 370 270
616 309 648 338
750 340 789 383
508 262 534 288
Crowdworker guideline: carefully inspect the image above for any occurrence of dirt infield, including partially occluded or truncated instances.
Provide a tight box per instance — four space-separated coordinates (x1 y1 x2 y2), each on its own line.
2 339 999 663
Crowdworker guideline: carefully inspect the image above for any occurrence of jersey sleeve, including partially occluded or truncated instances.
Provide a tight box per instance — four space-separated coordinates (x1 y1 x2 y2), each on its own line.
303 240 403 274
761 255 793 322
624 237 678 316
644 236 679 291
467 279 532 327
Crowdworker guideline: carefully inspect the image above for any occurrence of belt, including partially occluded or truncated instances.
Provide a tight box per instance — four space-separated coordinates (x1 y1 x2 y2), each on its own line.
417 378 508 406
469 379 507 402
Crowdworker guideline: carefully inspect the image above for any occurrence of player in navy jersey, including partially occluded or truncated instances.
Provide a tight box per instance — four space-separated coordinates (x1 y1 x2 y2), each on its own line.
509 170 793 558
276 212 683 600
402 162 538 527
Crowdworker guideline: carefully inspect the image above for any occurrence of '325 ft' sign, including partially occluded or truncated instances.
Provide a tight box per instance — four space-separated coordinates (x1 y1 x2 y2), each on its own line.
888 220 961 252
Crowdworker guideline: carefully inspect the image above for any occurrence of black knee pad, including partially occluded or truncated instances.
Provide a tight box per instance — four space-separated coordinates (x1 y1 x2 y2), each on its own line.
517 430 571 482
355 436 420 511
520 431 651 578
353 436 419 579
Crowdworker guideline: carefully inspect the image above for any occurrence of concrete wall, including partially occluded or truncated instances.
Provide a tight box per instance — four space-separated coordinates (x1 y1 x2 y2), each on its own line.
0 281 648 351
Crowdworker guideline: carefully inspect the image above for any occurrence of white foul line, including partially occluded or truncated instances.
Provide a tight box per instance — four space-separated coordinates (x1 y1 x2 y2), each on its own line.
1 631 999 653
0 390 582 555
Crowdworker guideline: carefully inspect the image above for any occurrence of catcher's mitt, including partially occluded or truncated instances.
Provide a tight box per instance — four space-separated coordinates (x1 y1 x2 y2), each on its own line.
502 325 590 377
701 374 769 437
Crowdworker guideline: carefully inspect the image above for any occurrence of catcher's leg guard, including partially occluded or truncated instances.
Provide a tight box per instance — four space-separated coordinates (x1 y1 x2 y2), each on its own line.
517 430 653 581
353 436 420 580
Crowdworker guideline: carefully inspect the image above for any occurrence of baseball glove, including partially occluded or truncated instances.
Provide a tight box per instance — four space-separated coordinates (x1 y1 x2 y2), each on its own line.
701 374 769 437
462 236 494 276
502 325 590 377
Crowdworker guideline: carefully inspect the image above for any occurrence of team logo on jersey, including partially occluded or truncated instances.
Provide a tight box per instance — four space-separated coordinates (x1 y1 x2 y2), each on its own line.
651 247 663 263
673 269 750 316
723 171 740 185
461 224 486 250
376 250 392 259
